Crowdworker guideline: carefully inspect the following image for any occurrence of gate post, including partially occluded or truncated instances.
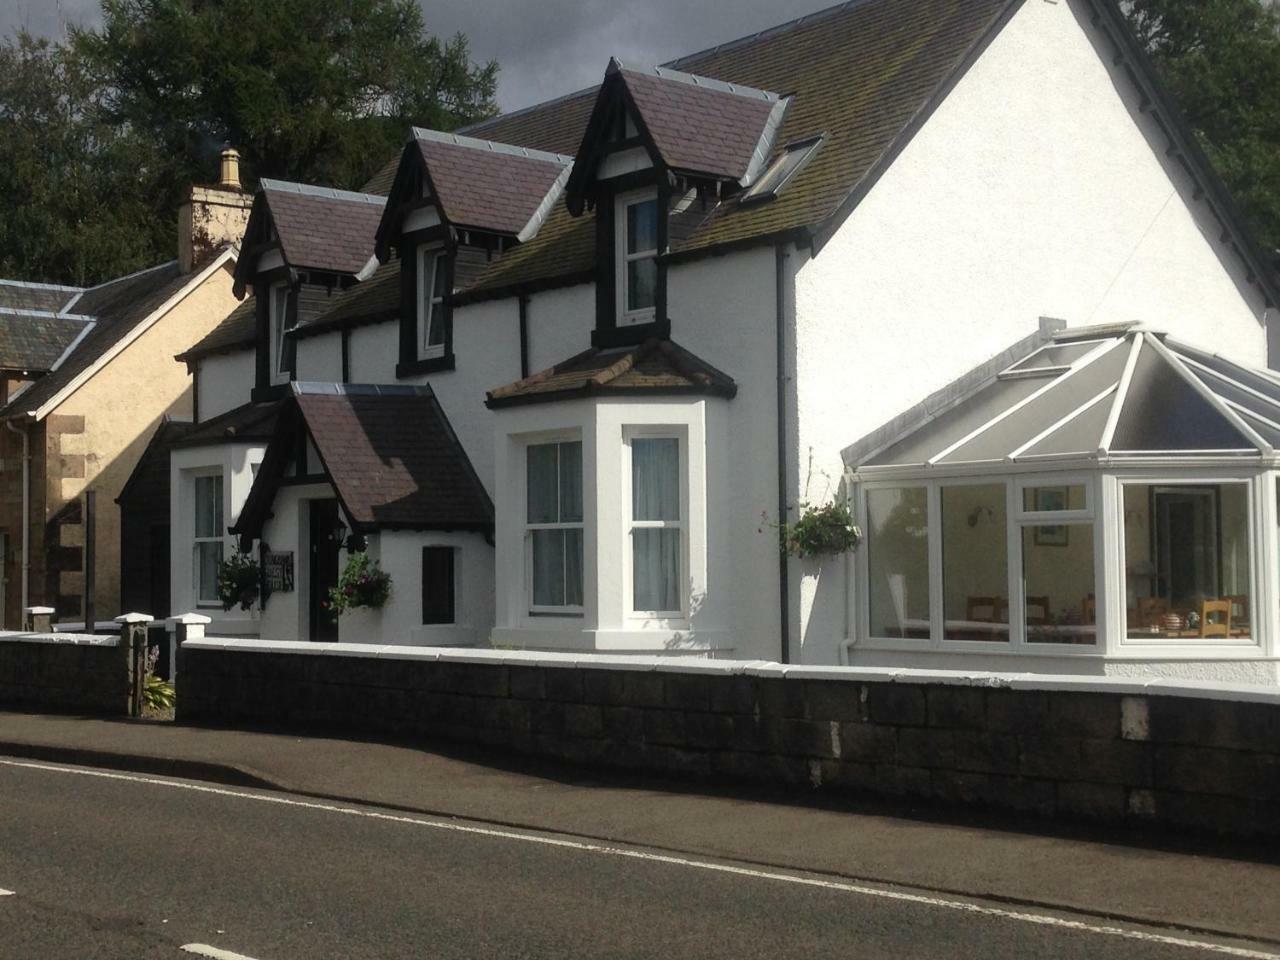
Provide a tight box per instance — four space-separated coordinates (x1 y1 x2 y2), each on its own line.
166 612 211 689
115 612 153 717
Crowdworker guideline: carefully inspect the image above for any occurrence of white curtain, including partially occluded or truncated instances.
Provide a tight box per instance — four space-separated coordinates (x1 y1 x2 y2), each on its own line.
632 439 680 611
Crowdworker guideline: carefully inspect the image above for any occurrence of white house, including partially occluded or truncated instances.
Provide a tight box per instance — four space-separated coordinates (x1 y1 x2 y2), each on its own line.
149 0 1278 677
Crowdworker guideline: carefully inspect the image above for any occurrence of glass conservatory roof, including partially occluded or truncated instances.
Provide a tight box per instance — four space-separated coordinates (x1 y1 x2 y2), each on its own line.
853 328 1280 471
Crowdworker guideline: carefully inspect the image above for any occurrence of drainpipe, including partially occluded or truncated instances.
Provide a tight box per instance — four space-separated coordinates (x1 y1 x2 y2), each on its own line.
6 418 29 618
518 293 530 379
775 243 791 665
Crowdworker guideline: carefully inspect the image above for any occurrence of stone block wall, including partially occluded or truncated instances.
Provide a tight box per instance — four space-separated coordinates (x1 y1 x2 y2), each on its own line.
177 643 1280 838
0 634 127 715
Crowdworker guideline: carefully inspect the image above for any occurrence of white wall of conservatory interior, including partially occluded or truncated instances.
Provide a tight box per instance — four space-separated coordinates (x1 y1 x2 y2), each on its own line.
337 530 493 647
257 481 333 642
296 332 342 383
197 349 255 421
669 245 787 663
169 442 264 636
792 0 1272 665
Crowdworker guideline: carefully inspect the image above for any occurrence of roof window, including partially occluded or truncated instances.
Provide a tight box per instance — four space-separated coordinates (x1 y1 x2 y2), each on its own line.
740 135 823 204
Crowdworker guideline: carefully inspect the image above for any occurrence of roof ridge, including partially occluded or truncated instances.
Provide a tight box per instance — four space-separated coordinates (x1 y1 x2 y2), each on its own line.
82 260 176 293
610 58 780 101
411 127 574 166
259 178 385 207
0 278 83 293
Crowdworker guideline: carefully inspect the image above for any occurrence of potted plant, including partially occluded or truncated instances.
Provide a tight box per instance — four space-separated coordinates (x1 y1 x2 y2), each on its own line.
216 550 260 611
779 500 863 559
328 552 392 615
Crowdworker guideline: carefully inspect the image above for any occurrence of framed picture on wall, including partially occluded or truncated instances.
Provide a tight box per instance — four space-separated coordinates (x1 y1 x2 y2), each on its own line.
1034 487 1069 546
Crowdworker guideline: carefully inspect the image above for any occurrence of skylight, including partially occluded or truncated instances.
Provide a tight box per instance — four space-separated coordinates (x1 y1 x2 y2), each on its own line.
740 135 823 204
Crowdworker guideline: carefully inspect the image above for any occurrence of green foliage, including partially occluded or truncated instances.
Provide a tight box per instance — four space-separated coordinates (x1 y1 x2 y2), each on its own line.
0 0 498 286
779 501 863 560
328 551 392 615
1125 0 1280 254
216 549 260 611
143 674 176 712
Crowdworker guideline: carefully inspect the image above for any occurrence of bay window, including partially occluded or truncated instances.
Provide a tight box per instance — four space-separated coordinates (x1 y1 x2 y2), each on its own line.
193 473 224 607
527 440 584 613
628 434 683 615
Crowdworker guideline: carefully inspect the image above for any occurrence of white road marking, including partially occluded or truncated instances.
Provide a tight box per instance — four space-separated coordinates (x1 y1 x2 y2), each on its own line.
0 888 13 897
3 757 1276 959
180 945 263 960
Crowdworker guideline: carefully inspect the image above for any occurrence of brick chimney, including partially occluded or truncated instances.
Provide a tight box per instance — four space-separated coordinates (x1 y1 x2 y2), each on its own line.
178 146 253 273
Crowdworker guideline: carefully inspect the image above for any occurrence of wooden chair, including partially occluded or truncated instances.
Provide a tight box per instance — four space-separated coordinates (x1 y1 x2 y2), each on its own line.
1224 594 1250 636
1025 595 1050 625
1200 599 1232 639
966 596 1002 623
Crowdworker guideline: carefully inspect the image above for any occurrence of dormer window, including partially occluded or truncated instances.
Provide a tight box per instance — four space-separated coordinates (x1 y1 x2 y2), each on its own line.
617 190 658 327
418 247 448 359
268 280 296 385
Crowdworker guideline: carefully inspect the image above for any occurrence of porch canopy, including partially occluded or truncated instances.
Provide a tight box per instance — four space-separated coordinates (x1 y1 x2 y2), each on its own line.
844 324 1279 657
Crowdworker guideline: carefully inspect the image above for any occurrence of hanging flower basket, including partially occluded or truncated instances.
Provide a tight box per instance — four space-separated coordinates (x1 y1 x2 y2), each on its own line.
216 550 260 611
780 501 862 559
328 552 392 615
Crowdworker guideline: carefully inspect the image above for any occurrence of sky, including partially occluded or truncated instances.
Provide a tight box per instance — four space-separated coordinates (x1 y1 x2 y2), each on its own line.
0 0 838 112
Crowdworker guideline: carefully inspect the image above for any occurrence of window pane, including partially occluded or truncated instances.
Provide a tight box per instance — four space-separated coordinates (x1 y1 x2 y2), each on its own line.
1023 524 1096 645
564 528 584 607
531 529 565 607
194 475 222 538
559 441 583 523
431 253 448 299
527 444 559 523
866 487 930 639
632 438 679 521
627 258 657 313
627 199 657 253
195 541 223 604
1023 484 1086 513
942 484 1009 642
421 547 455 625
634 528 679 612
1124 483 1252 640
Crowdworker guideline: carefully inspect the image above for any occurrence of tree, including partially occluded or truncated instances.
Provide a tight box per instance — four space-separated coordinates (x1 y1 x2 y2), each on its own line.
1125 0 1280 256
0 35 167 285
0 0 498 286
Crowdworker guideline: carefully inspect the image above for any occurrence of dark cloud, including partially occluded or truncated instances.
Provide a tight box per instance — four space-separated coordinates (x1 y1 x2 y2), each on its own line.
0 0 837 111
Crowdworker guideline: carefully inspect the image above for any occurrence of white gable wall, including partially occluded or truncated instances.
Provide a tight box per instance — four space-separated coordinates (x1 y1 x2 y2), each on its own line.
197 350 255 422
789 0 1275 664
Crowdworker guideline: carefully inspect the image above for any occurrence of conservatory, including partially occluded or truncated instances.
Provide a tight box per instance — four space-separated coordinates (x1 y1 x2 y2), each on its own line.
843 325 1280 680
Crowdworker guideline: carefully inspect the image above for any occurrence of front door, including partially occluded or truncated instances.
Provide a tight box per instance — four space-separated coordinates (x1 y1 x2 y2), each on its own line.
309 499 342 643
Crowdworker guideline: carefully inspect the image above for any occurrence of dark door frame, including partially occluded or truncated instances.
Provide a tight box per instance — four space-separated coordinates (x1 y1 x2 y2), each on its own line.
308 498 342 643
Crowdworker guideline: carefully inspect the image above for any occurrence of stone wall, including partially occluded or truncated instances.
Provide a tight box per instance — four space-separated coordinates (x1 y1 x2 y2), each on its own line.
177 641 1280 838
0 633 127 715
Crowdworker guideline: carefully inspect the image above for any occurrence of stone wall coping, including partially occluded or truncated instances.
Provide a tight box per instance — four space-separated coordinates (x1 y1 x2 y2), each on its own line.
184 638 1280 704
167 613 213 626
0 631 118 647
23 606 55 615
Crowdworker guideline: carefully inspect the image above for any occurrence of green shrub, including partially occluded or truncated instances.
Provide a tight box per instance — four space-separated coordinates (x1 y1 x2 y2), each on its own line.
328 552 392 615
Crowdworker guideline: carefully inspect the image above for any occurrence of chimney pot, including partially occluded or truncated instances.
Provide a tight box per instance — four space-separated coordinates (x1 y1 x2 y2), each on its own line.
219 147 242 191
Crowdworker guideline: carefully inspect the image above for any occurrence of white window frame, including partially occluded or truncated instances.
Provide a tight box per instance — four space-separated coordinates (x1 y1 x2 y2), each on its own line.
615 189 658 327
856 473 1103 655
268 280 293 386
192 470 225 609
1115 474 1261 652
417 246 447 360
524 435 585 617
623 427 688 619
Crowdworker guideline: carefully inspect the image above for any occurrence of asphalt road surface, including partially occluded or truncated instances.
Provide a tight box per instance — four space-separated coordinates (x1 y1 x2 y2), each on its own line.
1 757 1276 960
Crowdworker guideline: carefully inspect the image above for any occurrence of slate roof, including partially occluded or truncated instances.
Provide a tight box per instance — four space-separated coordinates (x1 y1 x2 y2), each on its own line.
486 338 737 408
1 262 197 418
260 180 383 275
0 280 82 315
0 314 89 372
410 129 572 240
169 399 281 449
232 383 493 539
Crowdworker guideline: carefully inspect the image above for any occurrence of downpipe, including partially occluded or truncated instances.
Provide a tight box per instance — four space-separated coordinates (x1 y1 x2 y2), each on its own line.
775 243 790 665
5 418 29 618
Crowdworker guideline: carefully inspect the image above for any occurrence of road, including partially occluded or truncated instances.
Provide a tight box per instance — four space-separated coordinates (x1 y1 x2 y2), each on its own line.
1 757 1276 960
